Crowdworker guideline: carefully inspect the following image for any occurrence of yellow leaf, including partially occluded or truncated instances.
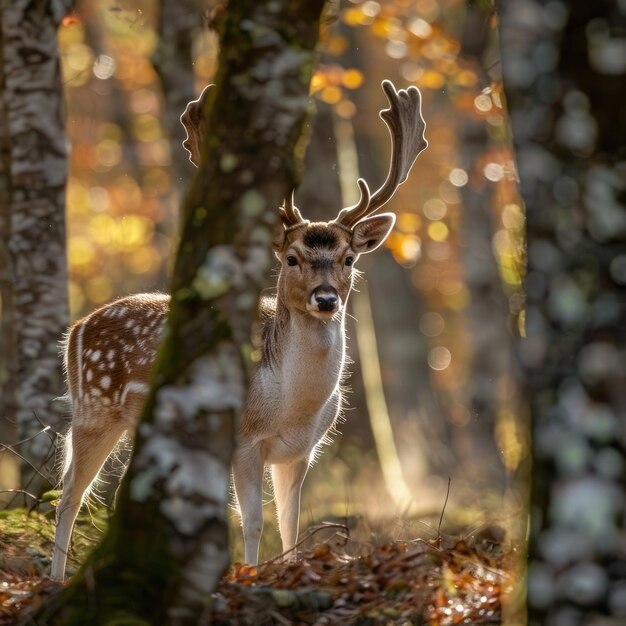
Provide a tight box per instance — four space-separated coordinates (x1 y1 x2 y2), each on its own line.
397 212 421 232
454 69 477 87
68 236 96 271
427 221 449 242
320 86 342 104
370 18 390 38
419 70 445 90
341 69 363 90
325 34 349 56
342 7 372 26
310 71 326 94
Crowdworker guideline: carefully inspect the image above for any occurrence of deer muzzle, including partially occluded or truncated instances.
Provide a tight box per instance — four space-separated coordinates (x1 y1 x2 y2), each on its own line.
308 286 341 316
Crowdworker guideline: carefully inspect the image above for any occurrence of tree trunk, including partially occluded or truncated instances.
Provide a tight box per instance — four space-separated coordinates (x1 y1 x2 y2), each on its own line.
31 0 325 623
500 1 626 624
0 0 72 493
456 0 511 487
152 0 199 194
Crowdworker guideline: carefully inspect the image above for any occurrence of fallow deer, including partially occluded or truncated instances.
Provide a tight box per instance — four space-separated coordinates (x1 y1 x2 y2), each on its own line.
51 80 427 580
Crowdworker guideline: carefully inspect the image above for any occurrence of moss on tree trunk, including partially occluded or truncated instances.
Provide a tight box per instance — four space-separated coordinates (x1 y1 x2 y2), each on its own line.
30 1 326 624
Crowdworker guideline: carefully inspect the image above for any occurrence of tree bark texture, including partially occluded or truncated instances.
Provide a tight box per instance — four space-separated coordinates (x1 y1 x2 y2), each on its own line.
500 1 626 624
0 0 72 488
152 0 199 194
31 1 325 624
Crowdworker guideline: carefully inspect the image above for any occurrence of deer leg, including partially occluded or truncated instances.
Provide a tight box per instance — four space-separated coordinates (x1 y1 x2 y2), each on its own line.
232 444 264 565
51 420 126 580
272 459 309 557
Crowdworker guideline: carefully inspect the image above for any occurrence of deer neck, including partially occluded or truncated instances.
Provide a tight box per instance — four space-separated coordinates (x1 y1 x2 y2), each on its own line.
266 298 345 407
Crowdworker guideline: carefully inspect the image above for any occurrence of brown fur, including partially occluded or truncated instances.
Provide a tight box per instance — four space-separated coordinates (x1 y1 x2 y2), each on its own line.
51 217 394 579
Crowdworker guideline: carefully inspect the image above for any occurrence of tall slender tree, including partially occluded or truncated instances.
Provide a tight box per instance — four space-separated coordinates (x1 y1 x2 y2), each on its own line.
152 0 199 194
31 0 326 623
0 0 72 491
456 1 514 487
501 1 626 623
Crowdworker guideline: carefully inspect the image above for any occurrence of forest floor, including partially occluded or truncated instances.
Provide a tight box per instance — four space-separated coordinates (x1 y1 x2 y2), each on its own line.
0 506 523 625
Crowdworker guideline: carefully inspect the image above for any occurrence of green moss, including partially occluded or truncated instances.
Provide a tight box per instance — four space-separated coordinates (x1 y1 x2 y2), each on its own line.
0 505 109 577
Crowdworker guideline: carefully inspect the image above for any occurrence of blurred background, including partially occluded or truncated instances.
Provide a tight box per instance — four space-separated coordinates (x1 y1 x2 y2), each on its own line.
59 0 526 557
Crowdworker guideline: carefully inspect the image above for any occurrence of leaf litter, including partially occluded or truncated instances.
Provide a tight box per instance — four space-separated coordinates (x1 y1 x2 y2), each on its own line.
0 507 515 625
210 525 514 625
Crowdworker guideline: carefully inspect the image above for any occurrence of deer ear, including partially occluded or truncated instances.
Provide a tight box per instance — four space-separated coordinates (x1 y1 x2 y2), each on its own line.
180 85 214 167
273 222 289 254
351 213 396 254
273 232 287 254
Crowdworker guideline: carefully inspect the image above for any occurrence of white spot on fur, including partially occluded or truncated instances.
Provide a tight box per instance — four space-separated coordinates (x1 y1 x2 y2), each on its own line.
101 376 111 390
90 350 101 362
121 381 150 405
86 369 93 382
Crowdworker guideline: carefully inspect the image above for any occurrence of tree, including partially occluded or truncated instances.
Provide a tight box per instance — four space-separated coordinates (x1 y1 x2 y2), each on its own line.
30 0 325 623
456 1 514 487
152 0 199 194
0 0 72 492
500 1 626 623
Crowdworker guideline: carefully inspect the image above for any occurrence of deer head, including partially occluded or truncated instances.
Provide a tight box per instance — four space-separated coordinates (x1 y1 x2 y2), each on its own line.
181 80 427 319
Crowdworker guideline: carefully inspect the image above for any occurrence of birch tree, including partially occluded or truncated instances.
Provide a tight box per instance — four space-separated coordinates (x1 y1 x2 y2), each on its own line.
32 0 325 623
0 0 72 490
500 1 626 623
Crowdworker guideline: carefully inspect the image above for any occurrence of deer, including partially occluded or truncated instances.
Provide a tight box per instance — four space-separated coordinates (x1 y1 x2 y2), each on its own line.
51 80 427 580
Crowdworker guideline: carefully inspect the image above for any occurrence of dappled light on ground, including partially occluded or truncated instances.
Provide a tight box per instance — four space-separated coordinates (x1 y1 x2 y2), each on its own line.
0 507 519 625
217 531 515 624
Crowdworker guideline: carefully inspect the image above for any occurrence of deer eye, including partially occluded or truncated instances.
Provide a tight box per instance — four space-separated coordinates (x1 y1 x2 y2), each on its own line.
286 256 298 266
344 256 354 267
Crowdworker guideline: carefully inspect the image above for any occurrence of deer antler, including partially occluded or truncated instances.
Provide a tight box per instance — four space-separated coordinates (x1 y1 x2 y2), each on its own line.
333 80 427 229
277 191 309 231
182 86 307 232
180 84 214 166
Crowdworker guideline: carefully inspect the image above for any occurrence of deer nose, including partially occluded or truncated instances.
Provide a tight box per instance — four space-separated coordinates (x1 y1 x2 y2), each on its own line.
312 287 339 312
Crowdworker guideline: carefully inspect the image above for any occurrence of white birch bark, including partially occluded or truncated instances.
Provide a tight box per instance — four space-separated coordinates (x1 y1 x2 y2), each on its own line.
0 0 72 488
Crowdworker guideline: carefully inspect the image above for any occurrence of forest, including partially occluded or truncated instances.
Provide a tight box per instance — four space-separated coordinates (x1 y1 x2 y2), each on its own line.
0 0 624 624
